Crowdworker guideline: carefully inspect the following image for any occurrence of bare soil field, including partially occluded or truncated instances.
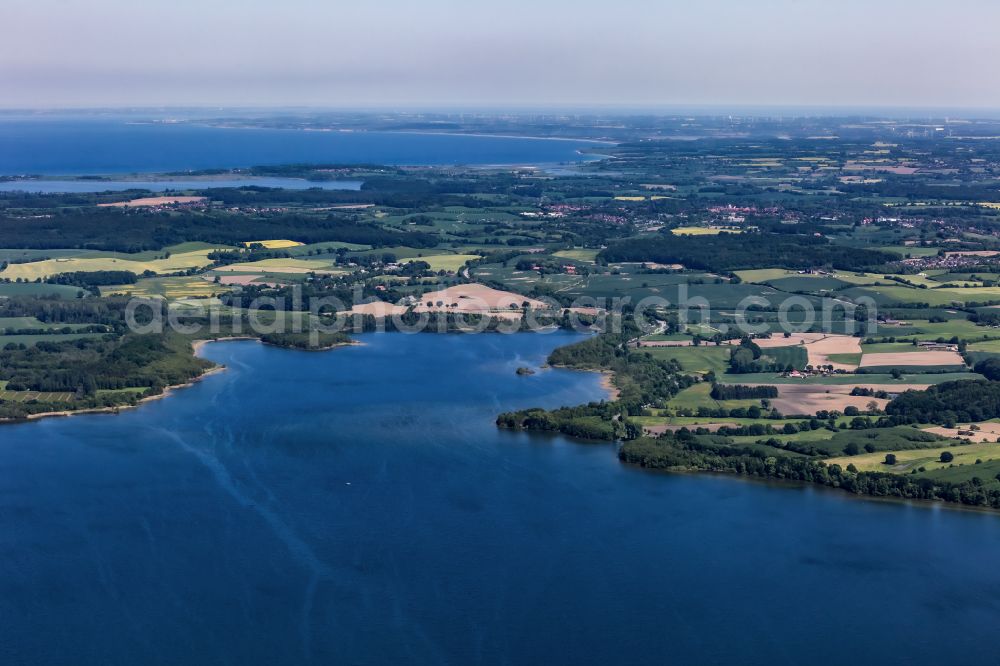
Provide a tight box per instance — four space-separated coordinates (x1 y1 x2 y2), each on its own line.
636 340 694 348
756 333 861 371
748 335 813 349
242 240 304 249
859 351 966 368
566 306 604 317
945 251 1000 258
769 385 890 417
98 196 207 208
347 301 408 317
213 258 340 275
642 262 685 270
214 275 264 286
346 296 531 321
925 423 1000 443
413 284 550 313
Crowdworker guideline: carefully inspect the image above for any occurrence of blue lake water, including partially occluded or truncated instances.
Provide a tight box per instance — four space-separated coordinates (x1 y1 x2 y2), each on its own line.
0 178 363 194
0 119 597 175
1 332 999 665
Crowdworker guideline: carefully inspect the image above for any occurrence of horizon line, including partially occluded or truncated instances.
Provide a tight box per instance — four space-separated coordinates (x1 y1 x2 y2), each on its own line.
4 103 1000 119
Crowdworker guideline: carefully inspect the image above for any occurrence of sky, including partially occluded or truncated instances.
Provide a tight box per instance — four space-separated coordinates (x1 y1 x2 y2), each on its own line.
4 0 999 110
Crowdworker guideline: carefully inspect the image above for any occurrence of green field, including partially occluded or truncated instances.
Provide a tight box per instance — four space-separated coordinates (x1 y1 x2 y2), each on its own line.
920 459 1000 485
287 241 372 255
903 319 999 340
728 428 841 447
96 387 150 399
967 339 1000 354
762 345 808 369
859 364 969 374
634 415 833 429
644 346 731 375
845 285 1000 307
102 276 228 299
0 283 85 298
641 333 694 342
736 269 887 290
0 332 107 346
826 441 1000 474
735 269 794 283
766 276 852 292
718 372 981 385
665 383 761 411
0 316 91 331
474 263 780 306
553 249 599 263
825 272 893 287
0 389 75 402
404 254 480 272
827 353 863 365
352 246 447 260
881 245 941 257
0 247 227 280
0 249 99 263
860 342 929 354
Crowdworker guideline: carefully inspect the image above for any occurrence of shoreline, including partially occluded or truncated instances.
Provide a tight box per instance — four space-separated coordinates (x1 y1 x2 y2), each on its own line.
381 129 618 146
191 335 256 354
548 362 619 401
192 335 360 354
17 364 229 423
194 121 619 146
5 335 359 426
621 461 1000 516
599 371 621 400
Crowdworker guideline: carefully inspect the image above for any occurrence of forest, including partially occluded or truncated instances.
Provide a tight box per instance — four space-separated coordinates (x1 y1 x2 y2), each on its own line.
600 234 901 272
0 208 439 251
885 380 1000 425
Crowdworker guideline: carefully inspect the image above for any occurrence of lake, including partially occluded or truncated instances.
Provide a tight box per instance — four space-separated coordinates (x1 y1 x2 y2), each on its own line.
1 332 999 664
0 119 597 175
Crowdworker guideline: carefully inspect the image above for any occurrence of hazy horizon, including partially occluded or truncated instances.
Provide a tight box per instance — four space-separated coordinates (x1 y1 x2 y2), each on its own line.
6 104 1000 118
6 0 999 110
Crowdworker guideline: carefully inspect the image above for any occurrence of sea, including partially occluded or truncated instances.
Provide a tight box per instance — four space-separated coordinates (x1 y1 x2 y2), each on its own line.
0 117 597 177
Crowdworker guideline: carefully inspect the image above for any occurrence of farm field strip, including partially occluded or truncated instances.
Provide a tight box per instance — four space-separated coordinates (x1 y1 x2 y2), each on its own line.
0 390 74 402
0 249 225 280
859 350 966 368
826 441 1000 473
403 254 481 272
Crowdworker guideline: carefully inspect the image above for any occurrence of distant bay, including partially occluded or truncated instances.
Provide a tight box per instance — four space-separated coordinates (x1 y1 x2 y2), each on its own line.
0 177 363 194
0 118 599 176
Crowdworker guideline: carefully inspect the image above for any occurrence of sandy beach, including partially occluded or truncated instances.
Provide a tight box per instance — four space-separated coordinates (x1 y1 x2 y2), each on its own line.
599 371 621 400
